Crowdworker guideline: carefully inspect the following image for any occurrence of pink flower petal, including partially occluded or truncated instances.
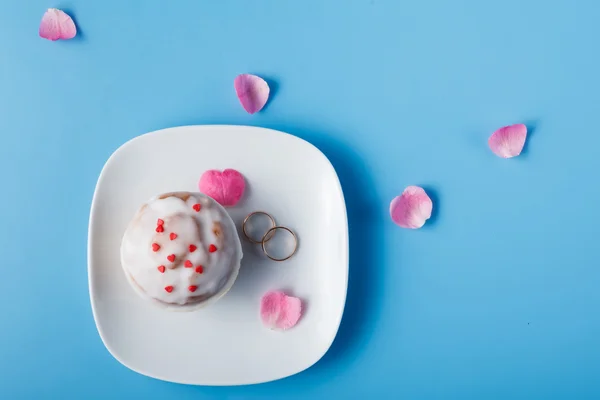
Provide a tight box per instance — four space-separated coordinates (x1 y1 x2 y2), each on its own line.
260 291 302 330
390 186 433 229
488 124 527 158
39 8 76 41
234 74 270 114
198 169 245 207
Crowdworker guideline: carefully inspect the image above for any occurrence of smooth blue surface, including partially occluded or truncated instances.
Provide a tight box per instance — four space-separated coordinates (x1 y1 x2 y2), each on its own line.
1 1 600 398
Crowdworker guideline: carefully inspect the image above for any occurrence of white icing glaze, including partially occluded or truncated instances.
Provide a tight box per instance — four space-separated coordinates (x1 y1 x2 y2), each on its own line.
120 192 242 307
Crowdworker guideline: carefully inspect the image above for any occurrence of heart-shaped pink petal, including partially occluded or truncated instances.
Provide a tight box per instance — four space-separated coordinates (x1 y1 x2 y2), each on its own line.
390 186 433 229
198 169 245 207
39 8 76 41
488 124 527 158
260 291 302 331
234 74 270 114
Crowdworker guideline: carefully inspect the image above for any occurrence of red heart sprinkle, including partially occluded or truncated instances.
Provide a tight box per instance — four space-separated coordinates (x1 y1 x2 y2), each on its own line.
192 203 201 212
152 243 161 252
184 260 193 268
209 244 217 253
157 219 165 226
169 232 178 240
157 265 166 273
195 265 204 274
189 244 197 252
156 225 164 233
188 285 198 292
167 254 176 262
164 285 174 293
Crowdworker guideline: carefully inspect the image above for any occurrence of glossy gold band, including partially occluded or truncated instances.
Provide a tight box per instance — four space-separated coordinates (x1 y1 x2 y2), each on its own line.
242 211 276 244
261 226 298 262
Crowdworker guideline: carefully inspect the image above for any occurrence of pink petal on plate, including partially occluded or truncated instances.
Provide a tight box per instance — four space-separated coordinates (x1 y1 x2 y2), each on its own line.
260 291 302 331
198 169 246 207
39 8 76 41
390 186 433 229
234 74 270 114
488 124 527 158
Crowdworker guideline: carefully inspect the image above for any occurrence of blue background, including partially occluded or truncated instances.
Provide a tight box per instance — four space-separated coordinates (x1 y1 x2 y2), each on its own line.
1 0 599 398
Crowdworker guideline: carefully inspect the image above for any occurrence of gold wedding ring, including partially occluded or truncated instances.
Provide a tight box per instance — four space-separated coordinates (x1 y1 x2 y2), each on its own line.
261 226 298 262
242 211 276 244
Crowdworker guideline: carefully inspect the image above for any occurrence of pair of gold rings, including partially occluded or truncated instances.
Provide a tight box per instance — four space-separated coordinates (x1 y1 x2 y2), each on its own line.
242 211 298 261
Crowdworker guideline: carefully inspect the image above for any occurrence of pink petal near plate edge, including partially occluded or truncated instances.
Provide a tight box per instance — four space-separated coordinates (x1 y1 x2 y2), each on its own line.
39 8 77 41
234 74 270 114
488 124 527 158
260 291 302 331
390 186 433 229
198 169 246 207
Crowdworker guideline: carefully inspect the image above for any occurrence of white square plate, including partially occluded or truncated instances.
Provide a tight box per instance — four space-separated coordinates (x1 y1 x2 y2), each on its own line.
88 125 348 385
